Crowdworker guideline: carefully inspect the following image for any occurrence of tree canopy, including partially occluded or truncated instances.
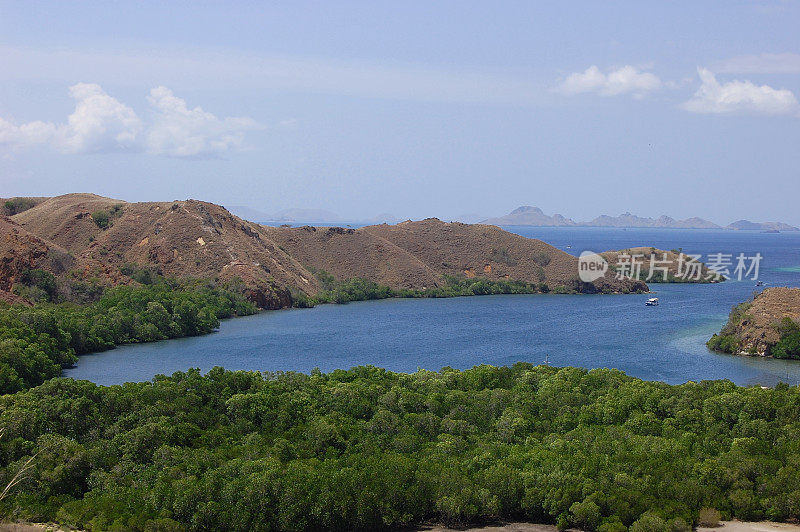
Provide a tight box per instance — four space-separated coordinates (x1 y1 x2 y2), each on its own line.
0 281 256 394
2 364 799 531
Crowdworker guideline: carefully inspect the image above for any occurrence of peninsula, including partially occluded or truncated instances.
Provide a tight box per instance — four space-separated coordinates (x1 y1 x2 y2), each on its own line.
708 287 800 358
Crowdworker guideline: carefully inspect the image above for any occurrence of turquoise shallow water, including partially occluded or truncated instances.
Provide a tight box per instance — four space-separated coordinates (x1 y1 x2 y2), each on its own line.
64 227 800 386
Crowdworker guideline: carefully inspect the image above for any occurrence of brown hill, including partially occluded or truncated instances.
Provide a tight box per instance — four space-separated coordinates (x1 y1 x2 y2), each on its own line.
263 224 443 290
12 194 316 308
5 194 646 307
266 218 645 293
11 193 124 253
363 219 620 290
0 215 117 304
710 287 800 356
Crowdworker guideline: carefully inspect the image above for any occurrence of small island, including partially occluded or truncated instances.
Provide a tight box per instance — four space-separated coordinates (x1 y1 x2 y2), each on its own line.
708 287 800 358
601 247 719 283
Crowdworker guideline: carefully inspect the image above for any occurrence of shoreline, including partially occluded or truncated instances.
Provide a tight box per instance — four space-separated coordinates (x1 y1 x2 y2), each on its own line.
418 521 800 532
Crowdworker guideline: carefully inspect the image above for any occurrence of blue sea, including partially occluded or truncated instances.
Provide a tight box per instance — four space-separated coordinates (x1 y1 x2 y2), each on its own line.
64 227 800 387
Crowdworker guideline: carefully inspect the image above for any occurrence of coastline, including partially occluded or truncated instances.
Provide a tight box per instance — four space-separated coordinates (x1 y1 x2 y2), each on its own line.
419 521 800 532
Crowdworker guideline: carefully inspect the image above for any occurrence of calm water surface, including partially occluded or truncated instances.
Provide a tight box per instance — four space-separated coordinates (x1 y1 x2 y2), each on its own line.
64 227 800 386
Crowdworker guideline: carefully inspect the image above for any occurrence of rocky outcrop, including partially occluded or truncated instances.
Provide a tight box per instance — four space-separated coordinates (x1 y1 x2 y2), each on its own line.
244 282 293 310
0 216 57 292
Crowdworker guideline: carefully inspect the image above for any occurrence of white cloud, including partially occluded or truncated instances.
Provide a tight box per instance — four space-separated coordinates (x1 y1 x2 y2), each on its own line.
0 84 259 158
715 53 800 74
0 117 57 149
0 83 141 153
681 68 800 116
557 65 661 98
59 83 143 153
145 87 260 158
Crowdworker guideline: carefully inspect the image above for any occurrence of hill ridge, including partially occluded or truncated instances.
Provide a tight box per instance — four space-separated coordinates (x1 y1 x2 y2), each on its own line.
3 194 646 307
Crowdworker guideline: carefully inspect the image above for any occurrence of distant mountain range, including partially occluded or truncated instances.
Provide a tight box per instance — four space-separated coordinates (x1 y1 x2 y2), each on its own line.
584 213 722 229
482 206 799 231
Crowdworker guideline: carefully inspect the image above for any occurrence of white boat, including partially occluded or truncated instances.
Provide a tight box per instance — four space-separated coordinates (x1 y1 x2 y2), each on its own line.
646 297 659 306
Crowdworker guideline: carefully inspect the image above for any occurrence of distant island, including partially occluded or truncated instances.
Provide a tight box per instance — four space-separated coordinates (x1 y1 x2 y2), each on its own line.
727 219 800 232
482 205 799 231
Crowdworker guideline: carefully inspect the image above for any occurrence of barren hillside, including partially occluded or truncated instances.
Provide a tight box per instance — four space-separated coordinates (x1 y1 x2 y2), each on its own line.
4 194 646 307
268 218 645 293
364 219 592 288
263 224 444 290
12 194 315 308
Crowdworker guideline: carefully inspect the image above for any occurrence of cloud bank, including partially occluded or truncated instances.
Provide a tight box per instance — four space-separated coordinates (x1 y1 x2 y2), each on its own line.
682 68 800 116
0 84 259 158
557 65 661 98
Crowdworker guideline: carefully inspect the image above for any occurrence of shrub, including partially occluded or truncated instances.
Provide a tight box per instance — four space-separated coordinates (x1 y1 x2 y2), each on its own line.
91 204 123 229
772 318 800 359
630 513 670 532
533 251 552 267
307 272 549 306
671 517 691 532
490 248 517 266
707 302 753 353
91 210 110 229
698 507 721 527
707 334 740 354
597 519 627 532
120 263 162 285
13 269 58 302
570 499 601 531
3 197 37 215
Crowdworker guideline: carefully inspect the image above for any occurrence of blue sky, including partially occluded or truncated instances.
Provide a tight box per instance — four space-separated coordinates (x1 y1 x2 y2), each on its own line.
1 1 799 224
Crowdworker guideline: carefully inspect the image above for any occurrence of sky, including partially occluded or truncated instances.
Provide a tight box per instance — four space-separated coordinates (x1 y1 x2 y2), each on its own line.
1 1 799 224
